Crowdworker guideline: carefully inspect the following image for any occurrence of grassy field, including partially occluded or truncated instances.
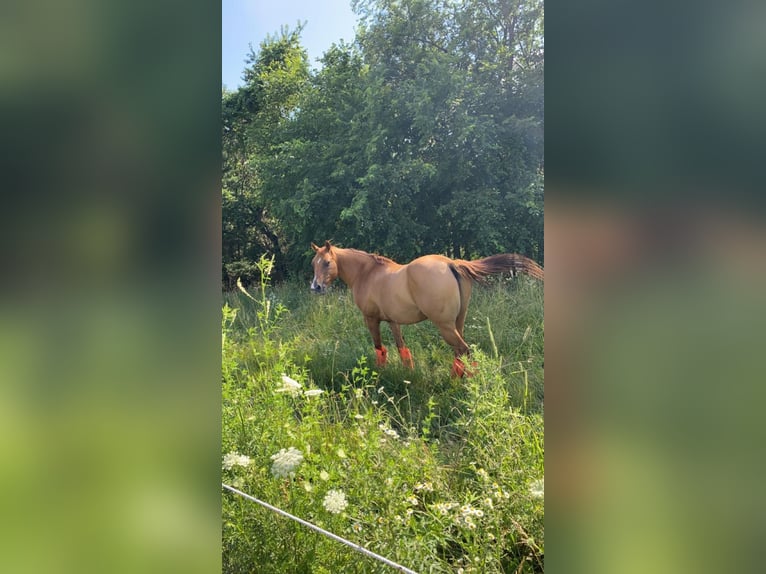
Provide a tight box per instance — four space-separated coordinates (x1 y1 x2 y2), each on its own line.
222 256 544 573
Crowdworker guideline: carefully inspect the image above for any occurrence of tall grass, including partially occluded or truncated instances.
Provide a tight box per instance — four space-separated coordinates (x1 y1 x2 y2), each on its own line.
222 256 544 573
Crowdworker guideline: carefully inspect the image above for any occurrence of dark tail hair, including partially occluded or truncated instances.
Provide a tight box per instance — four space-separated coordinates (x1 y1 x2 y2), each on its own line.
453 253 544 282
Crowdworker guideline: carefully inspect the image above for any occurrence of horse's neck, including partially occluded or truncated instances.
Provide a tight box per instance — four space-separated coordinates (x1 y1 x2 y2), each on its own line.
336 249 377 287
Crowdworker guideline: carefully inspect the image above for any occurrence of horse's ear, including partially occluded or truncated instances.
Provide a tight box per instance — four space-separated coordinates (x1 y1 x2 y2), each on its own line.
324 240 332 249
311 242 319 252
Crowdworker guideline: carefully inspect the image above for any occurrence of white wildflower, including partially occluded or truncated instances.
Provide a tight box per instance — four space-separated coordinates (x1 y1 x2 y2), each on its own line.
406 495 419 506
352 522 362 533
323 489 348 514
304 388 324 397
385 477 394 487
434 502 458 515
276 374 302 397
460 504 483 518
405 508 414 516
270 447 304 478
476 468 489 481
414 481 434 492
222 452 252 470
530 478 544 499
319 470 330 481
378 424 400 439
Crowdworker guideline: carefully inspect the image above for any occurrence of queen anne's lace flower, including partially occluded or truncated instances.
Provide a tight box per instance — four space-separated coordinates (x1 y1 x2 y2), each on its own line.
222 452 252 470
322 489 348 514
530 478 544 499
276 375 324 398
270 447 304 478
276 374 302 397
276 373 303 397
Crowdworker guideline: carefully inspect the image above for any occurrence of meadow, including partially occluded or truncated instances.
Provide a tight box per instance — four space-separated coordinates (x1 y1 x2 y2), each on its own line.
222 256 544 573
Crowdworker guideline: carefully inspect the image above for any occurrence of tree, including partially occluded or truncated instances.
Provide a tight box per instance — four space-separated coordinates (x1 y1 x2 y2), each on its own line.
221 27 309 285
222 0 544 283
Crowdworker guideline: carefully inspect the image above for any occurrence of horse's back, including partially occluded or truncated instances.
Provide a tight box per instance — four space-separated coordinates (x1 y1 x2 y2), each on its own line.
406 254 457 282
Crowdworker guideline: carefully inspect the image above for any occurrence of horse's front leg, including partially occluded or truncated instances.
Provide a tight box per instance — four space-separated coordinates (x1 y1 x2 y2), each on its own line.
389 323 414 369
364 316 388 366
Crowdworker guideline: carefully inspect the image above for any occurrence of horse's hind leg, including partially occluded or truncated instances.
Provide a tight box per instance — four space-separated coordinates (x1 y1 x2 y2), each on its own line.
434 322 473 377
364 316 388 366
389 322 414 369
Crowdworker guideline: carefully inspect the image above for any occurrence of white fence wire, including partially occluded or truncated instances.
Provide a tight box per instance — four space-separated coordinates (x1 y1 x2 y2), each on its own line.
222 483 419 574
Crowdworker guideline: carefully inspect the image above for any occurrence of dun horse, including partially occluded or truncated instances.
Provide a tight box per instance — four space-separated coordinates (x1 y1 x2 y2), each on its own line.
310 241 544 377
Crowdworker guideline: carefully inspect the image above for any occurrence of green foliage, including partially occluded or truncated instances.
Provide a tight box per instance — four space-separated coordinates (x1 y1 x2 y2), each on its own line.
222 265 544 572
222 27 309 284
223 0 544 279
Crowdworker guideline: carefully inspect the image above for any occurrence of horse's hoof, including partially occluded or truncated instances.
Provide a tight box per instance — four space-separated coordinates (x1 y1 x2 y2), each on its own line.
399 347 414 369
375 345 388 366
451 358 477 378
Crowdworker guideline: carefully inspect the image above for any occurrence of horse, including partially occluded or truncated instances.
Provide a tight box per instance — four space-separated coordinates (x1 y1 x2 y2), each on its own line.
310 241 544 377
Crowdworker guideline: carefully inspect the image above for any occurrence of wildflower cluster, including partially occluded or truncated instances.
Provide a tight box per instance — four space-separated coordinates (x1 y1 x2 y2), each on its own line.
490 483 511 502
378 423 399 440
322 489 348 514
529 478 544 499
275 374 324 398
433 501 459 516
455 504 484 529
222 452 252 470
270 447 304 478
414 481 434 492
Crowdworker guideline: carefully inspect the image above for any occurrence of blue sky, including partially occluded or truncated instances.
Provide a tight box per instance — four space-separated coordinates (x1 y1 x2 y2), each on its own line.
222 0 360 89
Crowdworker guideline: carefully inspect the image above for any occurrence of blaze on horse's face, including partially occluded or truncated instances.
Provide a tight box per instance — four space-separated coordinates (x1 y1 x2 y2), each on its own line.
310 241 338 293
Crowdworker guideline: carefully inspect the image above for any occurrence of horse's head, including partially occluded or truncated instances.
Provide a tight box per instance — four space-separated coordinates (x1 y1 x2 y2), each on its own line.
310 240 338 294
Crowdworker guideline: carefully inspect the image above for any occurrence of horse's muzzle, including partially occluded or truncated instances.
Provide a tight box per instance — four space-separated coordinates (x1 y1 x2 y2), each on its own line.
310 278 326 294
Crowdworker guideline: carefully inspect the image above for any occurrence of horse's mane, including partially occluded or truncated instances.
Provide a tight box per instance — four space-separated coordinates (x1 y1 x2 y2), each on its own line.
343 247 395 266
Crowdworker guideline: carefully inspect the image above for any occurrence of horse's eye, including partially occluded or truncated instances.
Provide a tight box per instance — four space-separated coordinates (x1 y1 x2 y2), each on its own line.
323 261 330 268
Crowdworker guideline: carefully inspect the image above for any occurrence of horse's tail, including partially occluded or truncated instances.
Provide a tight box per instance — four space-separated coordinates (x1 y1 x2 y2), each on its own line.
453 254 545 282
